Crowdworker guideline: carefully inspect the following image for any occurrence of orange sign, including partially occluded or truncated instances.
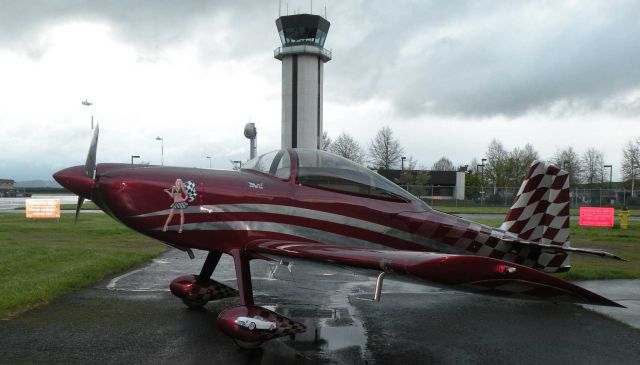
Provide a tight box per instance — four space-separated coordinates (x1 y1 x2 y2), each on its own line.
579 207 614 227
25 199 61 219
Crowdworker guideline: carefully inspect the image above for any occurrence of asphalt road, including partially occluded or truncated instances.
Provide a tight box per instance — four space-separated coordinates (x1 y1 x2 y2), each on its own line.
1 249 639 365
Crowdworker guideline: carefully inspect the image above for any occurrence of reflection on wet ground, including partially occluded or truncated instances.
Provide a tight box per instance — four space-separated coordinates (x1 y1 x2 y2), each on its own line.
100 249 377 363
1 248 639 364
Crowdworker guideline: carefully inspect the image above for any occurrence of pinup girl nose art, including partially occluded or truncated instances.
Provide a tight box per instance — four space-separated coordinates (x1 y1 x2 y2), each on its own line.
163 178 196 233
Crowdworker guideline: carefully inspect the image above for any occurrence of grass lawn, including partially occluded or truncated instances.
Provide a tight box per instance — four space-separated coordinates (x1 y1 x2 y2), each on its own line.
435 205 640 216
1 211 637 319
0 214 165 319
475 218 640 280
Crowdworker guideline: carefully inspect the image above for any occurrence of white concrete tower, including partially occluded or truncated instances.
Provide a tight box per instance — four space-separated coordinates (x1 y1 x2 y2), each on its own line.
275 14 331 149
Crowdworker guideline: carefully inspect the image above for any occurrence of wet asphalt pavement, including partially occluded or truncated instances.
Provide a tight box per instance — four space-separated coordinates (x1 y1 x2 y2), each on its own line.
1 249 639 365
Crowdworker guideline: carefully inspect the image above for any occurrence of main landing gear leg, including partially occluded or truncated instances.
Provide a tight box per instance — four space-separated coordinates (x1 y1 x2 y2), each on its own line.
231 249 254 306
197 251 222 284
169 251 238 309
217 250 306 349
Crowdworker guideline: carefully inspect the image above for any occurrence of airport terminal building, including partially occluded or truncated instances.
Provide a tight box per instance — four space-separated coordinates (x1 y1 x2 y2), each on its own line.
377 169 466 200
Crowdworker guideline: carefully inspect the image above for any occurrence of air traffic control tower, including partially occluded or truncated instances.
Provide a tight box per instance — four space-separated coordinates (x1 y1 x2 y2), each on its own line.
275 14 331 149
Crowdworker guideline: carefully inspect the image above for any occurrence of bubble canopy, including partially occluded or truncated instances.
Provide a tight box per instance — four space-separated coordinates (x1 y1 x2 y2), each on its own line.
243 149 422 203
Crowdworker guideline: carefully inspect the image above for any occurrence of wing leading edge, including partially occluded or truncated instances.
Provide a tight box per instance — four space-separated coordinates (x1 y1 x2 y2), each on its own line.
247 240 623 308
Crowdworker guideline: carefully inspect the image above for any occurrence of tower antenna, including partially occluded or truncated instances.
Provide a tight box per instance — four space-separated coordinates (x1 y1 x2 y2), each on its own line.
279 0 281 16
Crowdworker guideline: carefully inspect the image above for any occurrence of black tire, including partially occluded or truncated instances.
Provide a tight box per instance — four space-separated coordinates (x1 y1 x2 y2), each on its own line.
182 297 207 309
248 321 256 330
232 339 263 349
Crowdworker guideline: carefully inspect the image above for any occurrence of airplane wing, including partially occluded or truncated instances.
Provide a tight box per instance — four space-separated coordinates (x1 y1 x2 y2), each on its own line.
246 240 623 308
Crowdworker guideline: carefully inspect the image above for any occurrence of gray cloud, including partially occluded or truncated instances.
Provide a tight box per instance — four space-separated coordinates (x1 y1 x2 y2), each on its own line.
325 0 640 117
0 0 279 60
2 0 640 119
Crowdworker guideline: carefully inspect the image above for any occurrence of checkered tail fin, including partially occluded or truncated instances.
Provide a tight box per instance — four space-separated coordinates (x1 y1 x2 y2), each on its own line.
499 161 571 271
500 161 570 245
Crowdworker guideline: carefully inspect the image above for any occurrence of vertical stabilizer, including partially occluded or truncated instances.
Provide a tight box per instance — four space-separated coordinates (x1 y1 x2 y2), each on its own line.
500 161 571 271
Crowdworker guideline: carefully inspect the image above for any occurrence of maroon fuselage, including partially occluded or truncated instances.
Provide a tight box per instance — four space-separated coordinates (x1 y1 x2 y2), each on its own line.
55 151 543 268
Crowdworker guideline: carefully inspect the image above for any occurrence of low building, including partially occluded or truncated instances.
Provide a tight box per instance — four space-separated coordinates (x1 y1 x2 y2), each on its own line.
377 170 466 200
0 179 15 190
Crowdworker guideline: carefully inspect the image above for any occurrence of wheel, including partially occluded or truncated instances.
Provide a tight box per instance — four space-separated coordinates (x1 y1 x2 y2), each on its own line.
182 297 207 309
232 339 263 349
248 321 256 330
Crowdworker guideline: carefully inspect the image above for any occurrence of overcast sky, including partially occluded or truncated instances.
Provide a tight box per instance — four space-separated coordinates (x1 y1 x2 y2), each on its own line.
1 0 639 181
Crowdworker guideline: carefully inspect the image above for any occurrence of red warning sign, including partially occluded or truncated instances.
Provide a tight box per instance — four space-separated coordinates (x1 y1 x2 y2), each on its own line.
579 207 614 227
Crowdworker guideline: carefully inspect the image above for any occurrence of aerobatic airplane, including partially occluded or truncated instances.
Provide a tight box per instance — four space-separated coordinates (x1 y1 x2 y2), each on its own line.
54 126 625 347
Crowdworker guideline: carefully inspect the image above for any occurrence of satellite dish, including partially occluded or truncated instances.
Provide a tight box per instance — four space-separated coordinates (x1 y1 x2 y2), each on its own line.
244 123 257 139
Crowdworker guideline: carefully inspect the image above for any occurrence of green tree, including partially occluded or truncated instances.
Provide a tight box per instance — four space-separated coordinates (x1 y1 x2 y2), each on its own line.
321 131 332 151
432 157 455 171
550 147 582 186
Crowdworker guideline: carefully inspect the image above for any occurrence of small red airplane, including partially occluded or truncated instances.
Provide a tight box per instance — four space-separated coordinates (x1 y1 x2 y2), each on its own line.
54 126 625 347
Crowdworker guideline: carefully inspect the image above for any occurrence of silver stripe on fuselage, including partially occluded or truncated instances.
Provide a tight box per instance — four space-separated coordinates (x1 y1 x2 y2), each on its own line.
161 221 388 250
137 203 465 254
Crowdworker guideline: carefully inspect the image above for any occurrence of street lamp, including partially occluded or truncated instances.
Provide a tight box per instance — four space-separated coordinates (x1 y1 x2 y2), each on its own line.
131 155 140 165
401 156 406 171
476 158 486 205
82 99 94 130
481 158 487 189
155 136 164 166
632 164 639 198
206 156 212 168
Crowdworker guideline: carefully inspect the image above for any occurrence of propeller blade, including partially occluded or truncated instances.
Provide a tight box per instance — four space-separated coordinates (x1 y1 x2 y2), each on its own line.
84 124 99 178
75 196 85 223
77 124 98 223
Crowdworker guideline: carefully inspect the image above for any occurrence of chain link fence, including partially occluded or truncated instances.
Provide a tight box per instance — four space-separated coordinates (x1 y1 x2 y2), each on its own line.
400 185 640 209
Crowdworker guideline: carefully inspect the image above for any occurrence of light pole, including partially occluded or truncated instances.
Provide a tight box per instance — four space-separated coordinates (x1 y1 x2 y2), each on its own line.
401 156 406 171
477 158 486 205
206 156 212 168
82 99 94 130
481 158 487 190
155 136 164 166
131 155 140 165
632 164 639 198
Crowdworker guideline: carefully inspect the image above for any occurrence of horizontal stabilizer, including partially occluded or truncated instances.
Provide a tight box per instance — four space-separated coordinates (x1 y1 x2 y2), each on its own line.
502 239 627 261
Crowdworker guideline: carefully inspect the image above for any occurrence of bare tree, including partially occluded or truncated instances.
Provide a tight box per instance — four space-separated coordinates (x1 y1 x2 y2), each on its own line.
581 148 604 186
320 131 332 151
368 126 404 169
621 138 640 190
431 157 455 171
550 147 582 185
330 132 365 164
